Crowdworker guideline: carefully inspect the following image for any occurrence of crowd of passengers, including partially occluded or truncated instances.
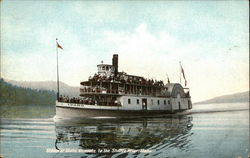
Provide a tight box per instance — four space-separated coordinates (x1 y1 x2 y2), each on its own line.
58 95 95 104
88 72 165 86
58 95 121 106
81 86 114 93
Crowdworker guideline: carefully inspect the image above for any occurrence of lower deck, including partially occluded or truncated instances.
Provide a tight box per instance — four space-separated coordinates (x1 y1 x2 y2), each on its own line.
56 105 183 118
56 95 192 118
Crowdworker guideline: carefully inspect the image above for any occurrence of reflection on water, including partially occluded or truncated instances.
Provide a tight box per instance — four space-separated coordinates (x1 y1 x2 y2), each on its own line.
54 116 193 157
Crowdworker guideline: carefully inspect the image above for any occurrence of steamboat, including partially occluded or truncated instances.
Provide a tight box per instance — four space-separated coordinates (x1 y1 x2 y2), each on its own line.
56 54 192 118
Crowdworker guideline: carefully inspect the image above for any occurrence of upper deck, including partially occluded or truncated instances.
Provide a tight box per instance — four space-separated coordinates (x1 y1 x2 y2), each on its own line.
79 55 190 98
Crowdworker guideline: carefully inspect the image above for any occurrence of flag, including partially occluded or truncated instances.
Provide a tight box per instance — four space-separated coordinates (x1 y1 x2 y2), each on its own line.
181 65 186 80
180 64 187 86
166 74 170 83
57 42 63 50
56 38 63 50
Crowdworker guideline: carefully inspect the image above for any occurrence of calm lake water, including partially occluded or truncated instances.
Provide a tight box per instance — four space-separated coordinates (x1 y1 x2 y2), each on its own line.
0 103 249 158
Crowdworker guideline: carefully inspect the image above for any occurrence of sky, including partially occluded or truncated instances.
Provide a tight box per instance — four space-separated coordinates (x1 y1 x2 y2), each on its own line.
1 0 249 102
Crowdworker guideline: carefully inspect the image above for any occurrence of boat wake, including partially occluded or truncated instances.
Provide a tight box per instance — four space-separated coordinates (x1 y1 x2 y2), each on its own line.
181 108 249 115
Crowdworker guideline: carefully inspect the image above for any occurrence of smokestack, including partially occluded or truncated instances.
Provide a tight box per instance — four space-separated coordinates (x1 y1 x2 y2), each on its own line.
112 54 118 76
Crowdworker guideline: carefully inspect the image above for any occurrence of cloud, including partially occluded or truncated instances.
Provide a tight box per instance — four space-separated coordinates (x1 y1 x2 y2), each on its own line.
103 24 188 78
101 23 249 102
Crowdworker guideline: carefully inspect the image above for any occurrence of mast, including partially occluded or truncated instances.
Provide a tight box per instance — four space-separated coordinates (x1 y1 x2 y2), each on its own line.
55 38 63 100
56 39 60 100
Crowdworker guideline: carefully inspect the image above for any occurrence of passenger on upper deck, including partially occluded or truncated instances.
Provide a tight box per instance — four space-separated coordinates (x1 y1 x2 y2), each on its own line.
88 71 165 87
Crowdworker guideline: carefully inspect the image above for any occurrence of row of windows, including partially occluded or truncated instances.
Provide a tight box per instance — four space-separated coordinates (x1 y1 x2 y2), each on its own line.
127 98 170 105
98 66 113 71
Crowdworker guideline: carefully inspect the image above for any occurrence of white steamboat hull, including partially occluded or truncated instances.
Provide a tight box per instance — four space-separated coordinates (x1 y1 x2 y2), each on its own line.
56 105 175 118
56 97 192 118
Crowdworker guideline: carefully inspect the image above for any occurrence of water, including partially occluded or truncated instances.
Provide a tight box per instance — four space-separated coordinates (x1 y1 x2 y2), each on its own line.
0 103 249 158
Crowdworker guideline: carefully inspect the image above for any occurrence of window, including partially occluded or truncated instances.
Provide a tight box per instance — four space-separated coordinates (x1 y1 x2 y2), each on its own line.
151 99 153 105
157 100 160 105
168 100 170 104
106 66 109 70
137 99 139 104
128 99 131 104
164 100 166 105
102 66 105 70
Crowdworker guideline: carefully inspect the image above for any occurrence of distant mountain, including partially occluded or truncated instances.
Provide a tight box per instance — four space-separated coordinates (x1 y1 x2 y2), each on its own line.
0 78 56 106
194 91 249 105
6 80 80 97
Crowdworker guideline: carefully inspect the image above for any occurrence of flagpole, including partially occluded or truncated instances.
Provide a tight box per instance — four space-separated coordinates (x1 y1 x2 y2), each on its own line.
56 38 60 100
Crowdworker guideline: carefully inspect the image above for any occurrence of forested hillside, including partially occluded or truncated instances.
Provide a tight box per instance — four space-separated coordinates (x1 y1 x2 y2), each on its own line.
0 79 56 106
7 79 79 97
